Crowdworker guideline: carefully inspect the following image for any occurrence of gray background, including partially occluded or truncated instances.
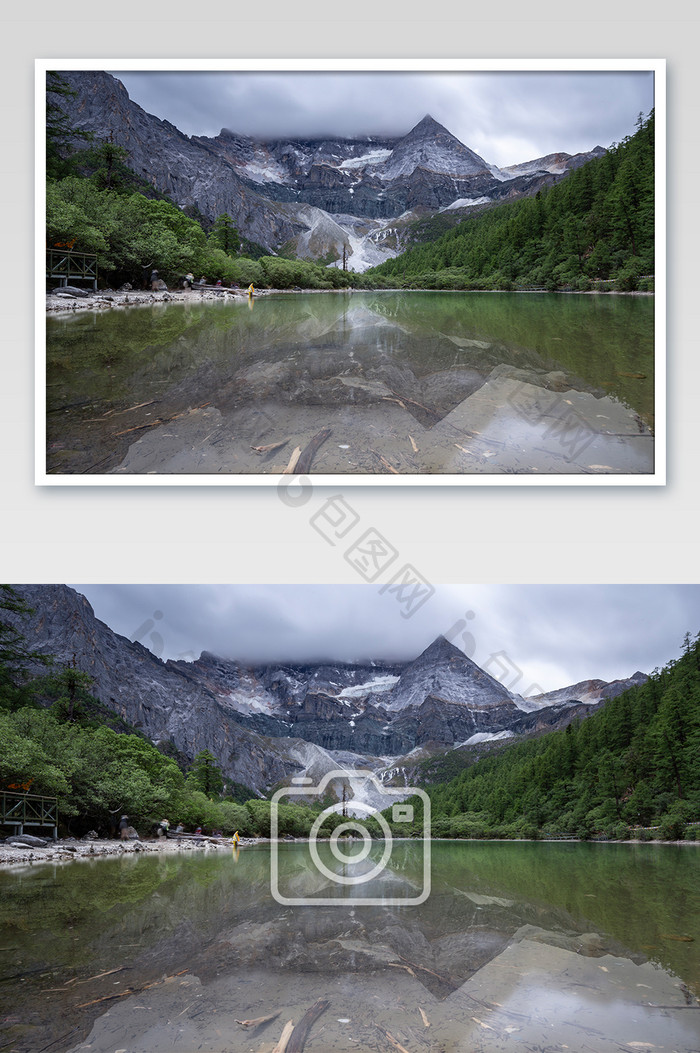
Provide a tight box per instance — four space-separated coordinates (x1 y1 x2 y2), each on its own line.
2 2 695 587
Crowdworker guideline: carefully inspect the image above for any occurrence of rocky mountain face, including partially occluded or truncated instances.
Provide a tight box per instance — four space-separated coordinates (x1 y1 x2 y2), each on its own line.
53 72 606 270
8 586 646 795
499 146 606 180
525 673 648 710
194 109 601 221
55 72 307 252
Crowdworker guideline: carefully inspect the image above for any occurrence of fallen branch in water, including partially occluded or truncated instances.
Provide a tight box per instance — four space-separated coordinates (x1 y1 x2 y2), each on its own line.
287 999 330 1053
74 989 133 1009
42 967 126 988
36 1026 81 1052
282 446 302 475
74 969 188 1009
113 403 211 436
269 1019 294 1053
236 1011 281 1029
79 454 116 474
251 440 288 455
85 400 159 421
371 450 400 474
74 966 126 985
398 956 457 990
376 1025 411 1053
295 429 331 474
642 1004 700 1010
472 1016 496 1031
389 391 439 421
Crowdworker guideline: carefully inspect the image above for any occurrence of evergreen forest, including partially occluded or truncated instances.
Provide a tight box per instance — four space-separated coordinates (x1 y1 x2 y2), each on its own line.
368 112 655 292
409 631 700 842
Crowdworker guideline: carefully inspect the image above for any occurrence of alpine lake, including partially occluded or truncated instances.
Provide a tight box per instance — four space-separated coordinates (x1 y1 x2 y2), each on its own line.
45 291 655 477
1 841 698 1053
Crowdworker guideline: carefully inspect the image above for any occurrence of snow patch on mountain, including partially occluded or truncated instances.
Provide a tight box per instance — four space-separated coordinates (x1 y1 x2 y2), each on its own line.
290 206 401 271
455 730 515 747
440 196 491 212
239 156 288 184
222 684 281 717
487 164 511 182
326 215 404 273
513 693 553 713
344 229 393 272
339 675 400 699
338 148 393 171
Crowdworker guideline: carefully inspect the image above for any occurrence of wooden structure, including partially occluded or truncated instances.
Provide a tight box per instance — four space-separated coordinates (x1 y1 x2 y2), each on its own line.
0 791 58 839
46 248 98 291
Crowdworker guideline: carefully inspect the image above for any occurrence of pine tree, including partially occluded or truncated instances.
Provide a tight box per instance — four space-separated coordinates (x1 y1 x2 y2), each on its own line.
46 71 92 179
0 586 52 710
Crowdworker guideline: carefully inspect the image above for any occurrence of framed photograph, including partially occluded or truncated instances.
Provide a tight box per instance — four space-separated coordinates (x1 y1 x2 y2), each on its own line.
37 59 665 485
3 582 698 1053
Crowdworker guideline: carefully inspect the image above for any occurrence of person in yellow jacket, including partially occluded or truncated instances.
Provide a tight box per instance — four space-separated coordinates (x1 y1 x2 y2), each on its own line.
247 284 254 298
232 830 240 846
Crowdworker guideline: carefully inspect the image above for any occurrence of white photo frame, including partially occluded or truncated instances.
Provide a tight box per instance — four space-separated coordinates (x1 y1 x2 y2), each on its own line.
36 58 665 486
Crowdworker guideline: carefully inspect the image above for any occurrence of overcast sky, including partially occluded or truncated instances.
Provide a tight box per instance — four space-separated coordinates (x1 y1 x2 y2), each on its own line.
109 68 655 167
71 584 697 695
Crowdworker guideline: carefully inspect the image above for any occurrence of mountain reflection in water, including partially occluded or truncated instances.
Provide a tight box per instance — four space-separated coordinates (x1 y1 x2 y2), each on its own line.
46 291 655 476
0 841 697 1052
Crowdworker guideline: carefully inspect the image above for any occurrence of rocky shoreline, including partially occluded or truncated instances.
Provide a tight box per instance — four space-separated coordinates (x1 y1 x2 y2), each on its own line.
45 285 259 314
0 833 263 866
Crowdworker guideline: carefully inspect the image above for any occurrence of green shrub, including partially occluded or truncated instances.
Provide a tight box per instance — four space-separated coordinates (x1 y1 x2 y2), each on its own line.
658 812 687 841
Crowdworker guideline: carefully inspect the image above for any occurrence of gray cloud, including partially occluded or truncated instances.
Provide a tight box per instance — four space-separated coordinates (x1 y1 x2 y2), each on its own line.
70 584 698 693
110 68 654 167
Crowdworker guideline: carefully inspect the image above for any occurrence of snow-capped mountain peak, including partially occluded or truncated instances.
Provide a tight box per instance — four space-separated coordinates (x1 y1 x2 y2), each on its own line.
7 587 649 795
56 72 608 272
381 115 491 181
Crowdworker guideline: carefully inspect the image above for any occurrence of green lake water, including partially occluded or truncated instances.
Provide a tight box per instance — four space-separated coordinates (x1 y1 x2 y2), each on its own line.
0 842 697 1052
45 291 655 476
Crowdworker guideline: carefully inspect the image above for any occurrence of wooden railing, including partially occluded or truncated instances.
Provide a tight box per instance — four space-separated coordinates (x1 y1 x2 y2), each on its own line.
0 791 58 839
46 249 98 291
